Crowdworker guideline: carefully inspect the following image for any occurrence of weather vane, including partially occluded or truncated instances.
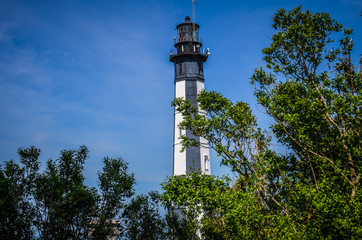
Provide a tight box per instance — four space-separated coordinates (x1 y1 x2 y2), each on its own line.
192 0 199 41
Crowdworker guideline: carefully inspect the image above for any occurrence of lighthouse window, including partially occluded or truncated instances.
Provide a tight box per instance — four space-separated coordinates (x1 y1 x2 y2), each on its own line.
178 25 193 42
182 63 186 74
176 64 181 75
204 155 209 171
198 62 203 74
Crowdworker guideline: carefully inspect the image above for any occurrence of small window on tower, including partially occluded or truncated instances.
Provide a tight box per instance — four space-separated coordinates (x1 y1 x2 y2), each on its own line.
198 62 203 74
176 64 182 75
204 155 209 171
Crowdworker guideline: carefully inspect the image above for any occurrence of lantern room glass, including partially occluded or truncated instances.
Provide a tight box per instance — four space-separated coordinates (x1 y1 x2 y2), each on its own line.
177 25 199 42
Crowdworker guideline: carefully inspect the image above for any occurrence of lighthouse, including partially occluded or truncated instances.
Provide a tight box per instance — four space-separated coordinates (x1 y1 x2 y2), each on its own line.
170 16 210 176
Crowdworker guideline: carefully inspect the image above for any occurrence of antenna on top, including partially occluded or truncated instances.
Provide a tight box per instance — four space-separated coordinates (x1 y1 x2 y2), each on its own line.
192 0 199 41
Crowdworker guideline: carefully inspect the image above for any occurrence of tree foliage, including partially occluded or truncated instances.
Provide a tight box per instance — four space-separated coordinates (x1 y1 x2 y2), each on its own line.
163 6 362 239
252 6 361 197
0 159 35 239
91 156 135 239
120 191 166 239
0 146 135 239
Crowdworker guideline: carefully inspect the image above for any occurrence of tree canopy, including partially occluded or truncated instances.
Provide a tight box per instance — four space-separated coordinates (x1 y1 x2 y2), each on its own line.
0 146 187 239
0 146 136 239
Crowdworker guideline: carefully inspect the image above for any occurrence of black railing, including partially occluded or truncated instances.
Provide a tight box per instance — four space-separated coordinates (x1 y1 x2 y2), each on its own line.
169 47 209 56
174 36 203 44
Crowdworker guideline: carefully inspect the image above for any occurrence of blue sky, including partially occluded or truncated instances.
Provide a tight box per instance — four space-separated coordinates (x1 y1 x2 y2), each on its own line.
0 0 361 194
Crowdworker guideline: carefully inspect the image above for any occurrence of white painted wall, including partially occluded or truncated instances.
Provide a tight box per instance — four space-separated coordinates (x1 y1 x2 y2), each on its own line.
173 79 211 176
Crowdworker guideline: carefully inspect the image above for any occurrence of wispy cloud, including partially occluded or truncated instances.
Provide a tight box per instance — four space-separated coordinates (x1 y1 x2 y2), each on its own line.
1 0 361 194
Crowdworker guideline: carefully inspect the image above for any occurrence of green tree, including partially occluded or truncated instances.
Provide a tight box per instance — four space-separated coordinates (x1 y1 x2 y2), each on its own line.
163 206 200 240
0 146 136 240
91 156 135 239
120 191 166 239
252 6 361 197
120 190 200 240
0 158 36 239
162 6 361 239
33 146 98 239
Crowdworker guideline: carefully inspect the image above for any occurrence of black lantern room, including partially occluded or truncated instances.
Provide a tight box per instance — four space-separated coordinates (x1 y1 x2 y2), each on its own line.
170 16 209 62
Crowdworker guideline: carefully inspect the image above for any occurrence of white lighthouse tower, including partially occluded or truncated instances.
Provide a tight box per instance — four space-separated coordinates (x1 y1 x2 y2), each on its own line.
170 16 210 176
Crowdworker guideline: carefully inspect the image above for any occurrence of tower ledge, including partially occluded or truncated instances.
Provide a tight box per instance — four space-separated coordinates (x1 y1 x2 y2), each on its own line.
169 51 208 63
